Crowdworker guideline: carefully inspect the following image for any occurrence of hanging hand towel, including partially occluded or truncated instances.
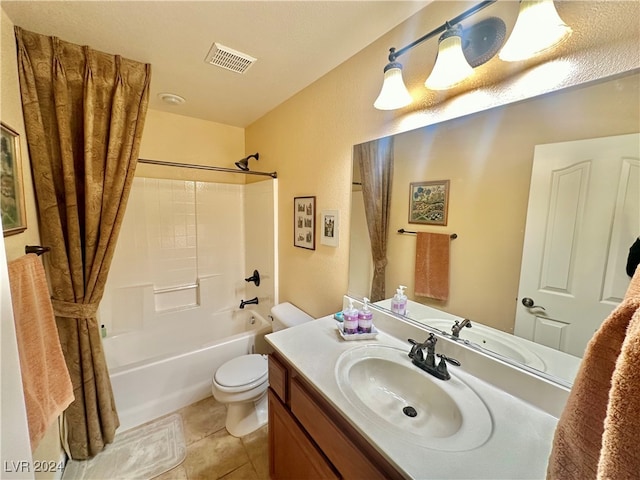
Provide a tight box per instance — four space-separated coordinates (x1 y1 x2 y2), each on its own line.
414 232 450 301
547 267 640 479
8 254 74 451
597 305 640 478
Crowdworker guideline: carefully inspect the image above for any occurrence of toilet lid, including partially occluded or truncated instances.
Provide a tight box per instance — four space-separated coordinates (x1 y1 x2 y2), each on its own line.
215 354 268 388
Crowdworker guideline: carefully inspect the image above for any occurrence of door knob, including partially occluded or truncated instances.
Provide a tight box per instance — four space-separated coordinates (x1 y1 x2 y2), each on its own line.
522 297 546 311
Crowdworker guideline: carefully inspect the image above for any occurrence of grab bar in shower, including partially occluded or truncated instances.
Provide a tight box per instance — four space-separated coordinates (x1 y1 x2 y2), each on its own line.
153 283 199 294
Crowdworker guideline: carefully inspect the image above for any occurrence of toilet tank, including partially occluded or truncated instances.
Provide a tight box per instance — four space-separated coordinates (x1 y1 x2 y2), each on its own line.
270 302 313 332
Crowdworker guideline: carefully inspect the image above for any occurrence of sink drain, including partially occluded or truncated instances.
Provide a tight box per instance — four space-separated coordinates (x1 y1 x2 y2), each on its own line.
403 406 417 417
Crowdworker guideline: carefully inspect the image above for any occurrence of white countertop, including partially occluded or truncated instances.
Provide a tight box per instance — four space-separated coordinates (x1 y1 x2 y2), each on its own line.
265 313 560 480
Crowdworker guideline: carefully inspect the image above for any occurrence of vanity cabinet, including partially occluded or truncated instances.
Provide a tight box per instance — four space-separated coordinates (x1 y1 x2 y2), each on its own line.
268 352 404 480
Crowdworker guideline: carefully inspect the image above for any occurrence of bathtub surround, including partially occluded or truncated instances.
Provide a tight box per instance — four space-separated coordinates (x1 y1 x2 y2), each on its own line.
15 27 151 459
62 414 185 480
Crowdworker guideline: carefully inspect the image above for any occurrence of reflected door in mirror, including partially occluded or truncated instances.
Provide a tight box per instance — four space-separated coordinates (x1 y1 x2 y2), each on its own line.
515 133 640 357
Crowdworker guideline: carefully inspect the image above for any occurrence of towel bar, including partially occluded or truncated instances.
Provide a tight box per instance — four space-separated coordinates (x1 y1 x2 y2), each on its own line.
397 229 457 239
25 245 51 256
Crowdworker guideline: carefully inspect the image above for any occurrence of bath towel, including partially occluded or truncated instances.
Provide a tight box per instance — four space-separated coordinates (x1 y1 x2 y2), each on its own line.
597 305 640 478
8 254 74 451
547 268 640 479
414 232 450 301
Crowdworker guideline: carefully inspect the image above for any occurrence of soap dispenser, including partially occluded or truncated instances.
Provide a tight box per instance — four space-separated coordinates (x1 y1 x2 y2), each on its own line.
343 298 359 335
358 297 374 333
391 285 407 315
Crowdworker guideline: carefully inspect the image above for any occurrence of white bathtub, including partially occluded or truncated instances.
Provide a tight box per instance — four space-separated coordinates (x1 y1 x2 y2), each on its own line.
103 309 272 432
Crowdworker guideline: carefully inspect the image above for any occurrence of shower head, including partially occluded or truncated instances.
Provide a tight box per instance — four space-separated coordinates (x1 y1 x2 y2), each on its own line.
234 153 259 171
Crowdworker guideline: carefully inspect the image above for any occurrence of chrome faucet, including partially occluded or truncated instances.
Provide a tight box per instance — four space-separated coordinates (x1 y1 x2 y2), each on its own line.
451 318 472 338
239 297 259 309
408 333 460 381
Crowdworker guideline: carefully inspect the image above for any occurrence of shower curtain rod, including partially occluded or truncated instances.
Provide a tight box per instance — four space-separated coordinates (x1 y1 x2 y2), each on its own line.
138 158 278 178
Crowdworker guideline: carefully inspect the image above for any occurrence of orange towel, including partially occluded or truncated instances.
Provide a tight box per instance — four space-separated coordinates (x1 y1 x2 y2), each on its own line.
8 254 74 451
414 232 450 301
547 268 640 479
597 304 640 477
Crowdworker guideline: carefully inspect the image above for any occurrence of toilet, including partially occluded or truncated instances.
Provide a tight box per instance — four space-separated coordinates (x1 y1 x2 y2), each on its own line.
211 302 313 437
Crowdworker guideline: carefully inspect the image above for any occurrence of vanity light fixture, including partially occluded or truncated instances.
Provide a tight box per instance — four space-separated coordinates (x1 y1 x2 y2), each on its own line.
373 0 571 110
425 23 474 91
373 52 413 110
498 0 572 62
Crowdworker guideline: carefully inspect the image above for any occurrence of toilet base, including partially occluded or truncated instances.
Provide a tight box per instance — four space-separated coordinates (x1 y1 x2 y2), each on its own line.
225 392 268 437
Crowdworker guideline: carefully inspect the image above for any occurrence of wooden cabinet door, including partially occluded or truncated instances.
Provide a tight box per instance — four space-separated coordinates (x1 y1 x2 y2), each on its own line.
268 390 339 480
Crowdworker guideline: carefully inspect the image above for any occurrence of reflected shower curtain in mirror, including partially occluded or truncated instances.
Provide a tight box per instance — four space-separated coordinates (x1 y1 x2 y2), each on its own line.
15 27 151 459
354 137 394 302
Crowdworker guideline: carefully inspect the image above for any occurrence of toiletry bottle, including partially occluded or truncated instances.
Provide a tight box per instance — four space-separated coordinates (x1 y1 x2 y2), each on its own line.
100 324 107 338
391 285 407 315
358 297 374 333
343 299 359 335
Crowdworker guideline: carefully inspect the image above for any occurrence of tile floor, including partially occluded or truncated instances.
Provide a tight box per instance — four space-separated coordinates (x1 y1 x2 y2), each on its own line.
153 396 269 480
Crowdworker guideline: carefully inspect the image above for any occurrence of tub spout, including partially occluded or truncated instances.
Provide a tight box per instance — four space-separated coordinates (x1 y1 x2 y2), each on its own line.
239 297 259 309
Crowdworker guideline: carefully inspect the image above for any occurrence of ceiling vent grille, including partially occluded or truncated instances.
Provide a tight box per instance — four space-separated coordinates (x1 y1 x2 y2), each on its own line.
205 43 256 74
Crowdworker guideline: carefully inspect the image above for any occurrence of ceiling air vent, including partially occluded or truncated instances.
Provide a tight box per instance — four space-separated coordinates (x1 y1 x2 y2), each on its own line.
205 43 256 74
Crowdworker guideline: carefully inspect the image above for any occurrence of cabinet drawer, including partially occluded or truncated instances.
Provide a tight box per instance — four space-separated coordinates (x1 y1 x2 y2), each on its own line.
268 354 287 403
290 377 401 480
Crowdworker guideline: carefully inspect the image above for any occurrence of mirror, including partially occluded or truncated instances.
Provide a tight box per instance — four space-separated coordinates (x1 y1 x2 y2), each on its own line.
349 71 640 386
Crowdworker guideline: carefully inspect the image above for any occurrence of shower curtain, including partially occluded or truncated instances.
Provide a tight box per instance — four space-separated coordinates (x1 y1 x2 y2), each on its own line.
354 136 394 302
15 27 151 459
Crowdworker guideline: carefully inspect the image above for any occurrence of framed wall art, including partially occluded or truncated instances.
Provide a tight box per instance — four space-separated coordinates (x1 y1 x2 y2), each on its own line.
409 180 450 226
294 196 315 250
320 210 339 247
1 122 27 236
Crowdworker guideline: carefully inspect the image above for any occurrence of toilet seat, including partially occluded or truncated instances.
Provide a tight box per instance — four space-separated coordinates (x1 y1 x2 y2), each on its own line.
214 354 268 391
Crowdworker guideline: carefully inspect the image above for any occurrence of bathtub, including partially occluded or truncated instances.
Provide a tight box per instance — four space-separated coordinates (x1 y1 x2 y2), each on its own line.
103 308 272 432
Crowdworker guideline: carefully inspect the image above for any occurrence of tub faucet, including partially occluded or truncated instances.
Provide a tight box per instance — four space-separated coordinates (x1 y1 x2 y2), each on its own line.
239 297 259 309
451 318 472 338
408 334 460 381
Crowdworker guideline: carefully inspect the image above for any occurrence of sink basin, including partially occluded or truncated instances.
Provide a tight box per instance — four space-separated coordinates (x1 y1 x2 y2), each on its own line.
335 344 492 451
424 319 546 371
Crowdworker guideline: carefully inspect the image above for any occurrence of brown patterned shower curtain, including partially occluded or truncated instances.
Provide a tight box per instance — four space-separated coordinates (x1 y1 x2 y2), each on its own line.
15 27 151 459
353 136 394 302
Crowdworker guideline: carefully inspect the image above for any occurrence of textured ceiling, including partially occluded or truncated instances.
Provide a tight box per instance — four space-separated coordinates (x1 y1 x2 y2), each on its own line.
2 1 430 127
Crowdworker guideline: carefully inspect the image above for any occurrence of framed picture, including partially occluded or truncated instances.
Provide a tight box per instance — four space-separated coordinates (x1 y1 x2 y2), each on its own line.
1 122 27 236
409 180 450 226
294 196 315 250
320 210 339 247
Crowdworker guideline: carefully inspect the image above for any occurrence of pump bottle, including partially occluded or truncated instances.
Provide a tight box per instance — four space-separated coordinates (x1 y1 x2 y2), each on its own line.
358 297 374 333
343 298 359 335
391 285 407 315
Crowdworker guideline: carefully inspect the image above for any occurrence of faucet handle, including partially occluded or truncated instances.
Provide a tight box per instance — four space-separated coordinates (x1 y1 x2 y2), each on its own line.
436 356 451 380
407 339 424 361
436 353 461 367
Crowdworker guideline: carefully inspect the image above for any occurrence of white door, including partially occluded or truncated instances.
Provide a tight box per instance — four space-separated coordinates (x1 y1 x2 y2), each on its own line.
514 133 640 357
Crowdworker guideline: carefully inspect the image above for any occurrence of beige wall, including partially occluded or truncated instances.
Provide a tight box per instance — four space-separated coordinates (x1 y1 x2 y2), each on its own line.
387 74 640 333
1 9 41 261
246 1 640 319
137 109 245 183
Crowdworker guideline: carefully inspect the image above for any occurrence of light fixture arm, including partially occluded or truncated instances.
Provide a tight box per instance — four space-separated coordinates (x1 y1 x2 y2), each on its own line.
388 0 497 62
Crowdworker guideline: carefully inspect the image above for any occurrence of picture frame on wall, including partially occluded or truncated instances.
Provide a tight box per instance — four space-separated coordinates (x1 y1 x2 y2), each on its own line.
294 196 315 250
1 122 27 236
409 180 450 226
320 210 339 247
